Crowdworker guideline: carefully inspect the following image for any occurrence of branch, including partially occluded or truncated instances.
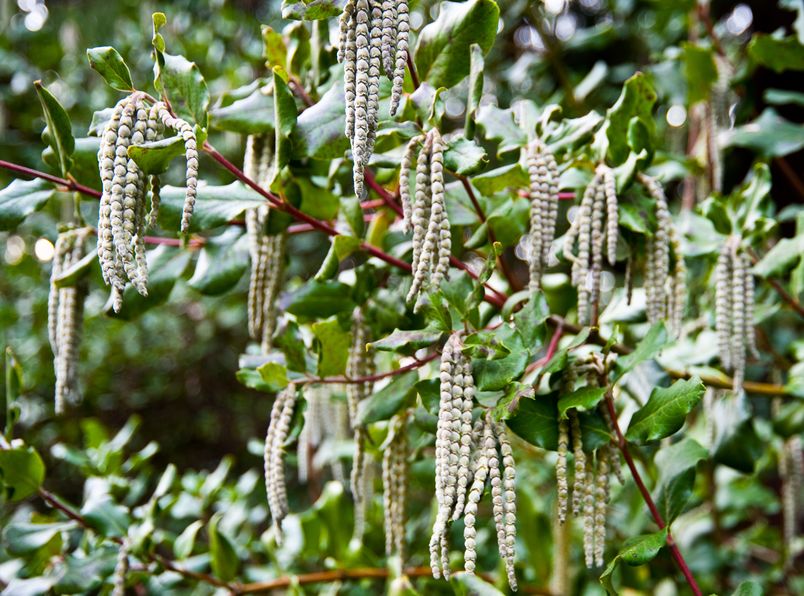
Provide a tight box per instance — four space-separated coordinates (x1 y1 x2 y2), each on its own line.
603 393 703 596
746 248 804 317
0 159 101 199
406 54 420 90
300 353 438 385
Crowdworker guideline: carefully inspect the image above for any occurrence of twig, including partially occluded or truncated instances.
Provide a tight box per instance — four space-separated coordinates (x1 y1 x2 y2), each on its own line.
300 353 438 385
746 248 804 317
406 54 420 90
603 393 703 596
0 159 101 198
525 321 564 375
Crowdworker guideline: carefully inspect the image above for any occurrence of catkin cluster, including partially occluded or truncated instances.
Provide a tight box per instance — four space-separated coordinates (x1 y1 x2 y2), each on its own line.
244 135 286 352
339 0 409 197
564 165 619 325
401 129 450 310
638 174 687 335
346 308 376 538
97 93 198 311
49 228 91 414
264 384 298 544
297 385 349 486
111 539 129 596
714 237 757 393
779 434 803 569
526 139 560 290
382 412 409 560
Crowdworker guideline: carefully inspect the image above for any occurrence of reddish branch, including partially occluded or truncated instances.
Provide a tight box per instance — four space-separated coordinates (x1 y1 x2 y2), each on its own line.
0 159 101 198
302 352 439 385
603 393 703 596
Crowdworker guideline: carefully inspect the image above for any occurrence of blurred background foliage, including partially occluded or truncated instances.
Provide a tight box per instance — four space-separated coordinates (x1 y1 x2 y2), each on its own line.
0 0 802 594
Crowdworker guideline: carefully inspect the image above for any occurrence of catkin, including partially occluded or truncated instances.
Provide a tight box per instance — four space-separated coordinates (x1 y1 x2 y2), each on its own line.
50 228 90 414
264 384 298 543
383 412 409 560
111 539 129 596
404 128 451 310
569 410 586 517
497 421 518 590
556 418 570 523
582 458 596 568
593 449 610 567
526 139 560 290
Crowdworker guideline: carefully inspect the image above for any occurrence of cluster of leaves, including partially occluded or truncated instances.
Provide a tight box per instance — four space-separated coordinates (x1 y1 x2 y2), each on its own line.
1 1 803 595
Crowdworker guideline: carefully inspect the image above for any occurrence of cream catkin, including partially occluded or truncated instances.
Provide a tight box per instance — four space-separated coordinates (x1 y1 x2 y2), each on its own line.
383 412 409 560
264 384 298 544
556 417 570 524
111 539 128 596
526 139 560 290
96 95 198 311
497 421 518 590
49 228 90 414
583 458 596 568
593 449 610 568
404 128 451 310
569 410 586 517
463 419 490 576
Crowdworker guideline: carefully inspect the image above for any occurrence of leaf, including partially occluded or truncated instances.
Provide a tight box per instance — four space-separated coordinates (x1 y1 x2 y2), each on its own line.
0 446 45 501
612 323 668 381
506 394 559 451
291 79 349 159
262 26 288 69
471 163 529 196
312 319 350 377
208 513 239 582
443 135 487 175
655 437 707 522
127 136 186 175
625 377 705 443
725 109 804 157
156 51 210 127
748 34 804 73
732 581 764 596
80 498 130 538
257 361 290 392
370 328 443 355
0 178 54 230
604 72 657 166
86 46 134 91
281 0 341 20
188 233 249 296
3 521 74 555
286 280 356 318
476 104 527 155
450 571 505 596
52 251 97 288
557 387 607 420
414 0 500 89
681 43 717 104
236 368 275 393
173 520 203 559
751 234 804 278
4 347 22 436
210 86 275 134
710 395 763 473
295 178 339 220
34 81 75 177
600 528 668 595
356 371 419 425
512 292 548 348
465 44 484 140
315 235 361 281
272 68 298 177
157 182 265 232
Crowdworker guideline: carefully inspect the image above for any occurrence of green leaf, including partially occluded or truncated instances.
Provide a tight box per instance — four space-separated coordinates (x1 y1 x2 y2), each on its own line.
612 323 668 381
471 163 529 196
356 371 419 426
655 437 707 521
4 521 74 555
52 251 97 289
262 26 288 69
450 571 505 596
80 498 130 538
152 12 167 53
512 292 548 348
748 34 804 73
370 328 442 355
315 235 361 281
414 0 500 89
292 79 349 159
443 135 487 175
208 513 239 582
604 72 657 166
188 233 249 296
286 280 356 318
0 179 54 231
272 68 298 178
752 234 804 278
4 347 22 436
506 394 559 451
173 520 204 559
557 387 607 420
156 52 210 127
86 46 134 91
725 109 804 157
732 581 764 596
312 319 350 377
210 85 275 134
295 178 339 220
625 377 705 443
465 44 484 140
600 528 668 595
157 182 265 232
681 43 717 104
476 104 527 155
257 361 290 392
236 368 275 393
281 0 341 20
34 81 75 177
127 136 186 175
710 395 763 473
0 446 45 501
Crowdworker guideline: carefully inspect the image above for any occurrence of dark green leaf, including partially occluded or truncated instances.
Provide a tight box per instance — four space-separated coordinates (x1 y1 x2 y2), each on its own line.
748 34 804 73
86 46 134 91
681 43 717 104
612 323 668 381
80 498 130 538
370 328 442 355
476 104 527 155
600 528 668 595
751 234 804 278
0 446 45 501
356 371 419 425
272 68 298 177
34 81 75 177
711 395 763 473
655 437 707 521
158 182 265 232
208 513 239 582
506 394 559 451
286 280 356 318
725 109 804 157
471 163 529 196
127 136 186 175
557 387 607 420
443 135 487 175
188 233 249 295
732 581 764 596
312 319 350 377
291 79 348 159
296 178 339 220
605 72 657 166
4 347 22 436
281 0 341 20
0 179 54 230
414 0 500 89
157 52 210 126
512 292 548 348
236 368 275 393
173 520 204 559
625 377 705 443
472 328 529 392
210 86 275 134
3 522 74 555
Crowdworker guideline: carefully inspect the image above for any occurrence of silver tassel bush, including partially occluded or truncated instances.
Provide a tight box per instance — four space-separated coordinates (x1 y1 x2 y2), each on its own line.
526 139 560 291
402 128 450 311
638 173 687 335
339 0 409 198
382 412 409 560
264 383 299 544
563 164 618 325
49 227 91 414
97 93 198 311
714 237 756 394
244 134 287 353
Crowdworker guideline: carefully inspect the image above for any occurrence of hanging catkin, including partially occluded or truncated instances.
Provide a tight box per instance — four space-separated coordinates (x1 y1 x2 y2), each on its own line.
526 139 560 290
49 228 91 414
97 94 197 311
403 128 451 310
564 164 618 325
264 384 298 544
382 412 409 560
338 0 409 198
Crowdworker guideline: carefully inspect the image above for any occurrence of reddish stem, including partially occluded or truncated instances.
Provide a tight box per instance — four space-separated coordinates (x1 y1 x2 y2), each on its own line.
0 159 101 198
604 394 703 596
406 54 420 89
526 321 564 374
303 352 439 385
